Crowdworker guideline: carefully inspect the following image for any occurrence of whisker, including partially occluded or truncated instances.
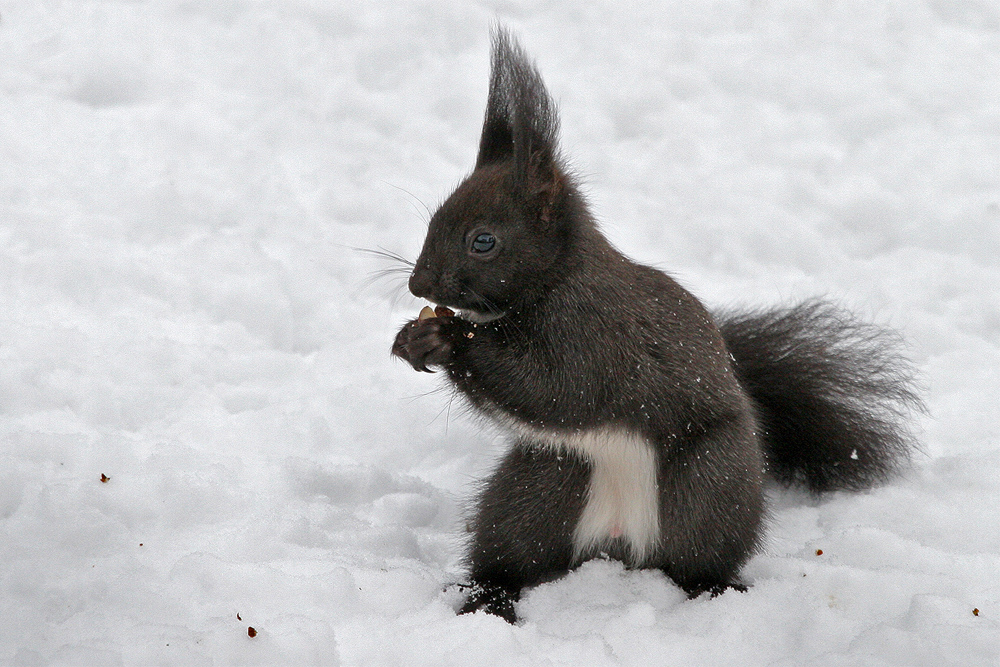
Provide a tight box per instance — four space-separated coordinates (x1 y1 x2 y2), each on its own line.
354 246 417 308
367 266 413 283
382 182 433 222
354 246 415 268
431 397 453 427
445 391 457 434
402 386 448 403
360 273 410 302
465 286 528 344
389 284 414 311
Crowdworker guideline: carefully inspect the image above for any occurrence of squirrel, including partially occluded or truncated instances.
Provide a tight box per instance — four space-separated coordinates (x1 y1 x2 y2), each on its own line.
391 27 922 623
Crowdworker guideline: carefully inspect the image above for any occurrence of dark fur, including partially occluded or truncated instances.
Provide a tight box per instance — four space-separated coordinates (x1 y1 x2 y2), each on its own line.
718 302 921 493
391 28 921 622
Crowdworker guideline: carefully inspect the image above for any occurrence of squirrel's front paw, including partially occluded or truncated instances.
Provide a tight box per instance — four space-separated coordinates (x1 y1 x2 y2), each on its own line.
392 316 463 372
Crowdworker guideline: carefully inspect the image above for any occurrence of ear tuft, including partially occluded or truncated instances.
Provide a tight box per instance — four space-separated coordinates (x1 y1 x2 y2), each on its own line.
475 26 562 182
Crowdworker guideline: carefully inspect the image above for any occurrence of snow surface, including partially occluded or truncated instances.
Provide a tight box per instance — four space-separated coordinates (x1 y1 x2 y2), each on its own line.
1 1 999 665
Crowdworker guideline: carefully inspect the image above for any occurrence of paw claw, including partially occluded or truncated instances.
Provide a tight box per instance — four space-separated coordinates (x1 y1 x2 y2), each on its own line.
392 316 464 373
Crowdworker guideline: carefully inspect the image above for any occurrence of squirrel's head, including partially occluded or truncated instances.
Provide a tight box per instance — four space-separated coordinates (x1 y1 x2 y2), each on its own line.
408 28 586 320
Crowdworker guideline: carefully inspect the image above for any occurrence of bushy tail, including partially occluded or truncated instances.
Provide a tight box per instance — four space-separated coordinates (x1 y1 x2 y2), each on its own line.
717 301 923 493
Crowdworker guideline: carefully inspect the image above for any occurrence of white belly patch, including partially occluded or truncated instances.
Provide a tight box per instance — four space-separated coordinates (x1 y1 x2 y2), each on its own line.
509 422 661 565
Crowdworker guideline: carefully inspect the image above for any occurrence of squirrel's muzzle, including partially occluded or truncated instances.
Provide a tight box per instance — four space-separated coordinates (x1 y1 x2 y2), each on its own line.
408 266 434 300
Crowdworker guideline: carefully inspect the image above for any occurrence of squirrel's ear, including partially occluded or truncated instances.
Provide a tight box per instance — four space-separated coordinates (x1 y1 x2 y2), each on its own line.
475 27 561 176
475 28 517 168
476 111 514 169
527 145 565 225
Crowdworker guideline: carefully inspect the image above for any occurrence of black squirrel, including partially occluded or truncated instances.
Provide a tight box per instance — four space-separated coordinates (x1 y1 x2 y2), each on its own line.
391 28 921 623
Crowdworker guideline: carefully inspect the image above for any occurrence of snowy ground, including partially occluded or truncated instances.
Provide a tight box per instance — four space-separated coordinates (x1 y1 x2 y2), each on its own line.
1 1 999 665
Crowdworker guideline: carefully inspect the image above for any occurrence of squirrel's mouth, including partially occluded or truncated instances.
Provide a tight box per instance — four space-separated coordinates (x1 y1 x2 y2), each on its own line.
417 303 506 324
421 301 505 324
457 308 506 324
423 289 506 323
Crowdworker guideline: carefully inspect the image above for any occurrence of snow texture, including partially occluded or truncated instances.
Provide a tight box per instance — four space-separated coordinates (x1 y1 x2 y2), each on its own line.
1 1 998 665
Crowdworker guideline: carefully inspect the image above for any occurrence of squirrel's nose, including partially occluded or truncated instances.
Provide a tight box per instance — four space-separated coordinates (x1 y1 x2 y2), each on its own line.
408 267 434 300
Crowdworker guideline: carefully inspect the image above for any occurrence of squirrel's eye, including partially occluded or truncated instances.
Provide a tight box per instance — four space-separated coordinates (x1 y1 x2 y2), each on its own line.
471 233 496 254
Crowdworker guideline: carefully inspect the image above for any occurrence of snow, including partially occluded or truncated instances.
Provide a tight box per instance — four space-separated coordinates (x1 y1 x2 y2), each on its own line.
1 1 998 664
